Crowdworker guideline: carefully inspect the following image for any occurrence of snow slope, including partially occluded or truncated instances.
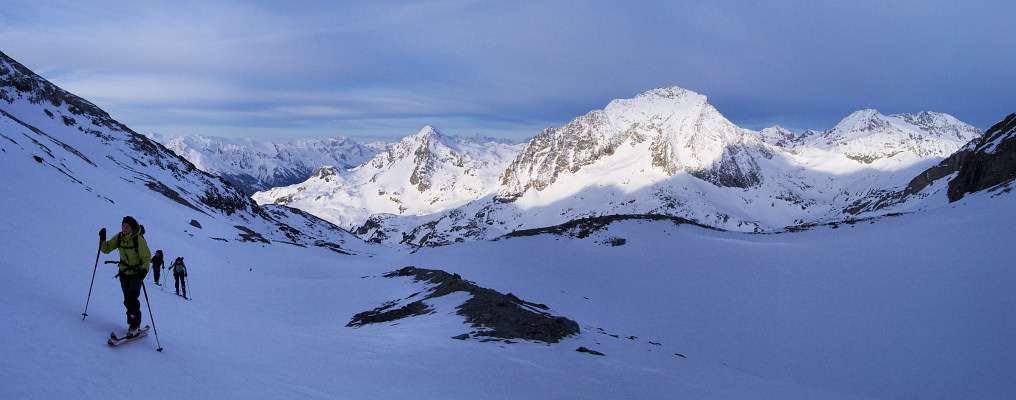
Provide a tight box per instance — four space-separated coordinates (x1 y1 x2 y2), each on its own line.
2 132 1014 398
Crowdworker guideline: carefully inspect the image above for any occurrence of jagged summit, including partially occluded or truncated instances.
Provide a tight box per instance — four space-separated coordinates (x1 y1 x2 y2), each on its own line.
252 125 524 229
497 86 767 201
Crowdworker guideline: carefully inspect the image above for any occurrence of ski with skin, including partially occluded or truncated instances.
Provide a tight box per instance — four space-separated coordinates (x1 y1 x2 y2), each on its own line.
169 292 191 300
108 325 150 346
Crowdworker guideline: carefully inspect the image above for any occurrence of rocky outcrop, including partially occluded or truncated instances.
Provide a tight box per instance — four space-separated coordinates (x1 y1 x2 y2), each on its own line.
348 267 580 343
947 113 1016 201
497 87 768 201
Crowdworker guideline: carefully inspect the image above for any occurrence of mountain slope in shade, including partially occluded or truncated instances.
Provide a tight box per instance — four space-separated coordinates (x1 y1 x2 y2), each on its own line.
0 50 368 253
947 113 1016 201
148 133 383 195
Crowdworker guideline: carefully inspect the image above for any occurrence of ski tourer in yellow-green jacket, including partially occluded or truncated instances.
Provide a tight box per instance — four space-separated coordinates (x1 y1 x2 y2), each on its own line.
99 216 151 336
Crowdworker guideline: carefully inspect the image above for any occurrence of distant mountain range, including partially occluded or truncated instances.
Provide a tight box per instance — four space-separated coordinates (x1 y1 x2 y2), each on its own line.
157 85 1016 247
147 133 388 195
237 86 1010 246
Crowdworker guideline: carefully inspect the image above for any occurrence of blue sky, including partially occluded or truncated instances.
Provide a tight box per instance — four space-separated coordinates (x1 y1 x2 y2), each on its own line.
2 0 1013 142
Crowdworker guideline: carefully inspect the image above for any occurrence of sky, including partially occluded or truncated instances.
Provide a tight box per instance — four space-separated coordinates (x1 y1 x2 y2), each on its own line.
2 0 1014 142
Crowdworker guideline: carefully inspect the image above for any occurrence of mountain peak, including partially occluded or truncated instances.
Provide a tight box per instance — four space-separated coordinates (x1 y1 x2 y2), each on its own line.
757 126 797 147
602 86 707 120
834 109 890 132
415 125 444 138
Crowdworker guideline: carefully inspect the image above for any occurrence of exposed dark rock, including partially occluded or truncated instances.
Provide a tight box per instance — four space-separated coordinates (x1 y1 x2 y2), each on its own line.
901 149 972 197
861 113 1016 212
348 300 432 326
234 225 270 244
502 214 720 240
576 347 605 356
348 266 580 344
947 113 1016 202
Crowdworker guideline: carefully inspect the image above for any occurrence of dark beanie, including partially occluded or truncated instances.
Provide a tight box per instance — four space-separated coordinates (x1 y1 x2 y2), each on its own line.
122 216 139 233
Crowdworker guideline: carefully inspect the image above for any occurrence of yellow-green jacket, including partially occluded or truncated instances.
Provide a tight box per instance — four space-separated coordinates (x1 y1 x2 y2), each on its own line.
100 232 151 275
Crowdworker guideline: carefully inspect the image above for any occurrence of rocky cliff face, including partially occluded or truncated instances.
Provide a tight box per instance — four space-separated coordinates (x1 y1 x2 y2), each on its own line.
947 113 1016 201
497 87 769 201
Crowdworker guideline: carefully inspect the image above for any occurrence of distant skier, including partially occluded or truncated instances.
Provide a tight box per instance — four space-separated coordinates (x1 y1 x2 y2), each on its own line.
151 250 164 286
98 216 151 338
170 257 188 298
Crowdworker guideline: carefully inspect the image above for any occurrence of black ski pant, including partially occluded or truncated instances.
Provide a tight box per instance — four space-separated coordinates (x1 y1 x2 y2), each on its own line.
118 273 143 329
174 273 186 295
153 267 160 284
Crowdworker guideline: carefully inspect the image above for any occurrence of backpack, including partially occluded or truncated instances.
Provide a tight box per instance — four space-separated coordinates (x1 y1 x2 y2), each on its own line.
172 257 188 275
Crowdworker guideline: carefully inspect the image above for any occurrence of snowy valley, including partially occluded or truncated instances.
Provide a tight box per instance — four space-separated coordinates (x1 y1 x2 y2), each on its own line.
2 49 1015 400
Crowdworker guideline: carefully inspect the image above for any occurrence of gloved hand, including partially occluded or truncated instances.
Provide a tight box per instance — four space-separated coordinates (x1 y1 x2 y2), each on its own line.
138 268 148 280
99 228 106 242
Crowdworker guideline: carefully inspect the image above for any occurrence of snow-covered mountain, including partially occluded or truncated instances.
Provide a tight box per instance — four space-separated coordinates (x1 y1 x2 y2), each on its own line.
147 133 385 195
499 87 769 200
796 109 983 163
348 87 982 246
756 125 797 147
252 126 525 230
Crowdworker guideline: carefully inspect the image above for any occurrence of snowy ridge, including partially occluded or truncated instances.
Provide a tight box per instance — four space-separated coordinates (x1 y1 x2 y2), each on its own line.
148 133 383 195
797 109 982 163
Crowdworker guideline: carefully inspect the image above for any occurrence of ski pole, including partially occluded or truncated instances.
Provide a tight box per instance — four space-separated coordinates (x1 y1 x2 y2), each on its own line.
82 241 102 320
141 281 164 352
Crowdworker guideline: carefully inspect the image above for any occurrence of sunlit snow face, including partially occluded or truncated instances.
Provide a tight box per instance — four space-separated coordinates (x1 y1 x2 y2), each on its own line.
121 222 132 235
